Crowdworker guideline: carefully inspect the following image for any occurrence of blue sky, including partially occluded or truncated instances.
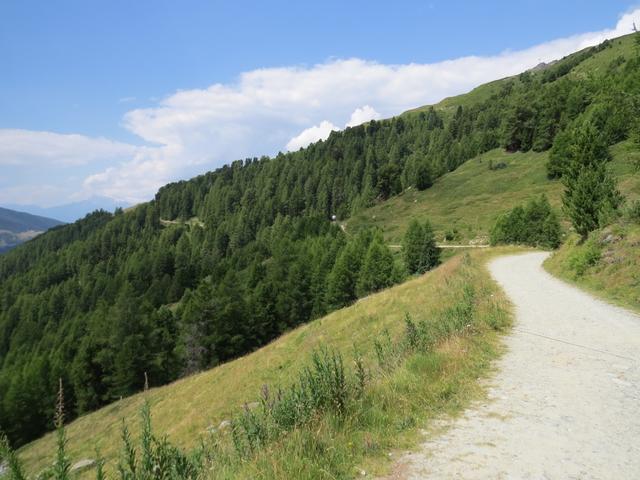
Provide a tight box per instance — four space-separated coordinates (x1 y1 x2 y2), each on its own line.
1 0 639 207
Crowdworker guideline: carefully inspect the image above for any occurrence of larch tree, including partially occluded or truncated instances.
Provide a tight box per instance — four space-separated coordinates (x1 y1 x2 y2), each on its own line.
357 237 397 296
403 219 440 274
562 122 622 239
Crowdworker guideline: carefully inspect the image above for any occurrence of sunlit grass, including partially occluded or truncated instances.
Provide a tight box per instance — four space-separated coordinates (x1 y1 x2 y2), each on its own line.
545 222 640 312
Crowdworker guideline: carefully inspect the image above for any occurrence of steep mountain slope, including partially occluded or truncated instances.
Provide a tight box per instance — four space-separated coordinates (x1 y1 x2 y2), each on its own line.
15 138 640 475
0 207 63 233
1 32 639 450
0 207 63 253
17 247 513 478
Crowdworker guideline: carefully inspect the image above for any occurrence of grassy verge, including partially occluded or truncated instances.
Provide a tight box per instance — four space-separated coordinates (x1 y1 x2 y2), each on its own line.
16 248 517 479
544 222 640 313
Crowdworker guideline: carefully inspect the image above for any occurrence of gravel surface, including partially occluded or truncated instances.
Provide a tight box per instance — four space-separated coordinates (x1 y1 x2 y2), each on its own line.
386 251 640 479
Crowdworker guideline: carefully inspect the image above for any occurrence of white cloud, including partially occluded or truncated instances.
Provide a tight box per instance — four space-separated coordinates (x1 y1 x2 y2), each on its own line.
81 144 183 204
0 184 69 207
0 129 137 167
286 105 381 150
2 8 639 205
346 105 381 128
286 121 339 151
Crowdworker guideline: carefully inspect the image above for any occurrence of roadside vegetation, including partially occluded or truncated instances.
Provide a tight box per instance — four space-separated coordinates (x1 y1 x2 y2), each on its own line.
545 216 640 312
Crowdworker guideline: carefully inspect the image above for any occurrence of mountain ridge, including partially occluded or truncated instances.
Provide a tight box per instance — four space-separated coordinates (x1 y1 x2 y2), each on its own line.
0 207 64 253
4 196 130 223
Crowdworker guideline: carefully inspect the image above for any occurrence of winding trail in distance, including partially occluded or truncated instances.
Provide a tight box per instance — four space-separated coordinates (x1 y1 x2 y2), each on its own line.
387 251 640 479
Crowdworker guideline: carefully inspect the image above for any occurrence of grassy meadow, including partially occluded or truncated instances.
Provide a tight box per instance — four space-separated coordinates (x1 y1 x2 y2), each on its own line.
347 141 640 246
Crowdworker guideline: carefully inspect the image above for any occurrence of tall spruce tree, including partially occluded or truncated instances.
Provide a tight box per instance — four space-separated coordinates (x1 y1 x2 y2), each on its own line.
562 123 622 239
326 242 363 309
415 161 433 190
357 237 397 296
402 220 424 274
403 219 440 274
420 221 440 271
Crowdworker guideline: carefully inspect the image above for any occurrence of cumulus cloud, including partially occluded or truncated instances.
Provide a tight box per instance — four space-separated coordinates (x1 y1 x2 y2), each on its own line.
3 8 639 205
81 144 183 204
286 105 381 150
286 121 339 151
346 105 381 128
0 129 137 167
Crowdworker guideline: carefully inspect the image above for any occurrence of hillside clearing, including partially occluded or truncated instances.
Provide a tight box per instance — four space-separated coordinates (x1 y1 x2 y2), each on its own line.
347 141 639 245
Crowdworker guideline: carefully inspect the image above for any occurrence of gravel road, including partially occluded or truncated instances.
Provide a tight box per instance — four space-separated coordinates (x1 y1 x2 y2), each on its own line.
387 251 640 479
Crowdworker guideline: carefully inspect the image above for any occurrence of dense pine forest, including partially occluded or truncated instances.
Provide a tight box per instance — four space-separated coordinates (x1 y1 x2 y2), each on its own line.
1 35 639 447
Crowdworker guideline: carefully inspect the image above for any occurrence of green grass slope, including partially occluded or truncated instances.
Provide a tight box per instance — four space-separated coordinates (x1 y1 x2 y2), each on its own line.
545 220 640 312
346 141 640 245
18 248 515 478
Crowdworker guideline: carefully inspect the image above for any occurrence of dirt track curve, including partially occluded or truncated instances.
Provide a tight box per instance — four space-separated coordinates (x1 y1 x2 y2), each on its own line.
387 251 640 479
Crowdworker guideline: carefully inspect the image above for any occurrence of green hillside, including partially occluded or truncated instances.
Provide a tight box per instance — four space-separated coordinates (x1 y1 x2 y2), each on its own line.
347 141 640 244
16 247 514 478
0 207 62 233
405 34 638 117
14 139 640 477
2 31 640 470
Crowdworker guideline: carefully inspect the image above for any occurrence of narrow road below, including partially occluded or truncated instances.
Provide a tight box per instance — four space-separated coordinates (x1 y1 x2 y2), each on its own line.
389 251 640 479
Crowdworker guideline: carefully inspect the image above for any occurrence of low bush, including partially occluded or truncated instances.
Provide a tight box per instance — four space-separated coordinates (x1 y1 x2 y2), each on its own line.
567 238 601 276
444 228 461 242
488 160 507 171
625 199 640 223
490 195 561 249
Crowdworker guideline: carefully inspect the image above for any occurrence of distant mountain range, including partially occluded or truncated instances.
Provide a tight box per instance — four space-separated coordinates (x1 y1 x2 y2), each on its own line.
0 207 64 253
4 196 131 223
